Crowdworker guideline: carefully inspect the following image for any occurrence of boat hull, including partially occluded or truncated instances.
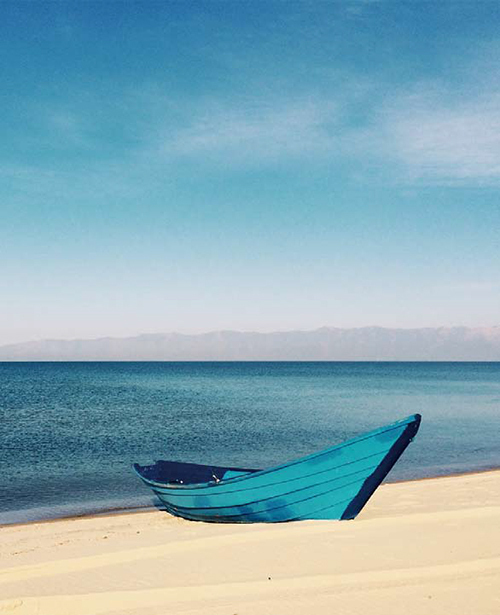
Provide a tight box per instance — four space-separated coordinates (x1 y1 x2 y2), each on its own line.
134 414 421 523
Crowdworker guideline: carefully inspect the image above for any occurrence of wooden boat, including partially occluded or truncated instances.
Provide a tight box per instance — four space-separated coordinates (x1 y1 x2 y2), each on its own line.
133 413 421 523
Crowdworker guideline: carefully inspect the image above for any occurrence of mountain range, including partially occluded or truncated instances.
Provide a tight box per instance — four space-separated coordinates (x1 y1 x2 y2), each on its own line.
1 327 500 361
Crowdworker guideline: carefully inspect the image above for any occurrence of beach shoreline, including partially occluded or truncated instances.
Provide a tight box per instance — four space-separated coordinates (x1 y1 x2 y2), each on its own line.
2 465 500 530
1 469 499 614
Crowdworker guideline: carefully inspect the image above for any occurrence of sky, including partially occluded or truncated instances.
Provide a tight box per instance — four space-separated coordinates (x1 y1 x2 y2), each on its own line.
1 0 500 345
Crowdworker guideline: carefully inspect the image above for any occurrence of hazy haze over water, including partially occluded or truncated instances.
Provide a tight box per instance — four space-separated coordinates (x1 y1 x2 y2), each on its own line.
1 327 500 361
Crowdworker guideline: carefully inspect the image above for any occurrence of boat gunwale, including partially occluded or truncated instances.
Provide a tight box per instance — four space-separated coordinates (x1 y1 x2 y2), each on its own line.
134 413 420 491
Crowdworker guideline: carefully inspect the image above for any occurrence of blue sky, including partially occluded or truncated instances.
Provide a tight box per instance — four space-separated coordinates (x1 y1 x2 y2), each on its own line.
1 1 499 344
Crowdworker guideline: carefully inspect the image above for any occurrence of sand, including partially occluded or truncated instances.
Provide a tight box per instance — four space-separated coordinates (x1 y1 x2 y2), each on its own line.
1 470 499 615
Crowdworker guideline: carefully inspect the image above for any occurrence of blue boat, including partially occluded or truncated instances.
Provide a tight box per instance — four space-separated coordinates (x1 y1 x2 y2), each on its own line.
134 413 421 523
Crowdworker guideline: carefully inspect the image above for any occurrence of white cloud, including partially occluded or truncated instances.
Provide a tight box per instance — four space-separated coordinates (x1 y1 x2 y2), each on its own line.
378 91 500 184
154 66 500 186
7 53 500 190
160 98 340 163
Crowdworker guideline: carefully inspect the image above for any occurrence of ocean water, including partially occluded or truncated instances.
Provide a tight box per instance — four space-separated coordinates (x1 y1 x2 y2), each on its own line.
1 361 499 525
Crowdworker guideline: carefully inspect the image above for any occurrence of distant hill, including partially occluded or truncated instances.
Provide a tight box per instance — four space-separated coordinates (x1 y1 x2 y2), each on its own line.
1 327 500 361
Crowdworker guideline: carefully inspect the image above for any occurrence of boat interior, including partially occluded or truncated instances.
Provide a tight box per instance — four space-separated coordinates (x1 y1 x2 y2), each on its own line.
134 460 259 486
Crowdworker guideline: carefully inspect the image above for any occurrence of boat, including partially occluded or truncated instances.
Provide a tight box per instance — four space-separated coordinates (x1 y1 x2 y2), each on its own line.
133 413 421 523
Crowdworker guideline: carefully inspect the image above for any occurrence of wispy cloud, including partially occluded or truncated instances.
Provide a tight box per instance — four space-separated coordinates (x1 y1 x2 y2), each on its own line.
152 54 500 185
47 110 89 147
372 88 500 185
5 48 500 192
160 98 340 164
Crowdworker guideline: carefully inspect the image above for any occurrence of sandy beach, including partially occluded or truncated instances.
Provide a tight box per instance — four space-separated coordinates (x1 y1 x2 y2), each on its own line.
1 470 499 615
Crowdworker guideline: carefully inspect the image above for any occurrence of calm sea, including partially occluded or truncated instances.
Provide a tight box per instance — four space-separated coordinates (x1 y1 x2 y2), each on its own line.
1 362 499 524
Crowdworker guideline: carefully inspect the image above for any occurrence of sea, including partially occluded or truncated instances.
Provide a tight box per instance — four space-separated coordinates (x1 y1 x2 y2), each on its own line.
1 361 499 525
